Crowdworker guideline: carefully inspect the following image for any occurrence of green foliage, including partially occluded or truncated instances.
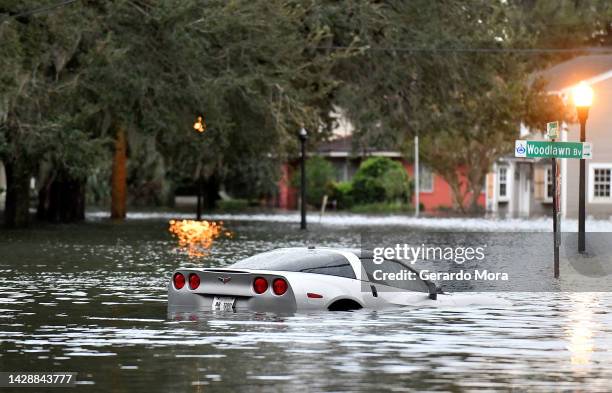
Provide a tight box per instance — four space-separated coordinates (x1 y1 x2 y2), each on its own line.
2 0 612 220
330 181 354 209
351 157 410 205
291 156 336 206
0 0 344 214
329 0 611 211
40 124 110 181
216 199 249 212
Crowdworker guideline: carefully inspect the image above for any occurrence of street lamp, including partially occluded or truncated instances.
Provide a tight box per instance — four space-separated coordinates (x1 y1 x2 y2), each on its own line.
298 127 308 230
193 115 206 133
572 81 593 253
193 115 207 220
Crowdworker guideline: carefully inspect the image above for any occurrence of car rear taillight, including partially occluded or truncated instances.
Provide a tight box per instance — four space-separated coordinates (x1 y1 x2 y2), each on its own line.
173 272 185 289
253 277 268 294
272 278 288 296
189 273 200 290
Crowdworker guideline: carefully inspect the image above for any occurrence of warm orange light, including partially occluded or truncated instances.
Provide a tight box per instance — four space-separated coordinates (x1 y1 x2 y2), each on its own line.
193 116 206 133
168 219 231 257
572 82 593 108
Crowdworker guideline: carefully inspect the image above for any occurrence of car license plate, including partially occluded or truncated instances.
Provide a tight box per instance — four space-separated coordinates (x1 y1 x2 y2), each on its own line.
212 296 236 311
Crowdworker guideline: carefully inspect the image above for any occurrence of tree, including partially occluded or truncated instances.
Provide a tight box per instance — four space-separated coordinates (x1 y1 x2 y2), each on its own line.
328 0 612 213
351 157 410 204
155 0 343 206
1 0 343 226
291 156 336 207
0 1 101 226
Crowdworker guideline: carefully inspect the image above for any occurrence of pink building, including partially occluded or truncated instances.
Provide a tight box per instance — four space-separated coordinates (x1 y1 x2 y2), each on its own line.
277 136 485 213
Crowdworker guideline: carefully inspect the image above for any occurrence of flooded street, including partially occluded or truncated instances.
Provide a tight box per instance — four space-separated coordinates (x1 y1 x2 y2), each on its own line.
1 218 612 392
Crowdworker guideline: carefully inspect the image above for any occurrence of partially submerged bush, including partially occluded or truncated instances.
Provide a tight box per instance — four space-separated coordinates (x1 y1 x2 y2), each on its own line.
351 157 410 204
330 181 354 209
291 156 336 207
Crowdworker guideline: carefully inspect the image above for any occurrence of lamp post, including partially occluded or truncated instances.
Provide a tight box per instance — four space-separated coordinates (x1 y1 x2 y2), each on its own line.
193 115 207 220
572 82 593 253
298 127 308 230
414 134 420 217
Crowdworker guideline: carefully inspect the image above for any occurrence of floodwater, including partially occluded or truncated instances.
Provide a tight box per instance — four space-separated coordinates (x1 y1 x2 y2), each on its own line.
1 218 611 392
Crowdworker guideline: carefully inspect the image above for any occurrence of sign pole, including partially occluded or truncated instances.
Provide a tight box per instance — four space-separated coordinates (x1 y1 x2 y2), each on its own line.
414 135 420 218
515 124 594 278
546 122 561 278
552 156 560 278
578 112 587 253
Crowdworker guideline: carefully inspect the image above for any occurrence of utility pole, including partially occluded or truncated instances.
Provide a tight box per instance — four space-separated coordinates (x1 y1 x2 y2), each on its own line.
572 82 593 253
552 155 561 278
299 128 308 230
193 115 207 221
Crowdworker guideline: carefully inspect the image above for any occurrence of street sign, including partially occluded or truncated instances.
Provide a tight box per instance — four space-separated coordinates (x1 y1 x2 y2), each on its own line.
582 142 592 159
546 121 559 139
515 140 592 159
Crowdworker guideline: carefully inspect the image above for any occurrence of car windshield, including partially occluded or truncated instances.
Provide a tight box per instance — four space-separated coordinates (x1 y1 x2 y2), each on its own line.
359 257 431 293
231 249 356 279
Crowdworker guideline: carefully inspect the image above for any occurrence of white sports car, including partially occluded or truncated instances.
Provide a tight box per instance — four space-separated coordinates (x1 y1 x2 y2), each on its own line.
168 247 499 312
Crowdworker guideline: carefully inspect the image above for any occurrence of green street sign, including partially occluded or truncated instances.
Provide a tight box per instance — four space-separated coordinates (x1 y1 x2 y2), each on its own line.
546 121 559 139
515 140 592 159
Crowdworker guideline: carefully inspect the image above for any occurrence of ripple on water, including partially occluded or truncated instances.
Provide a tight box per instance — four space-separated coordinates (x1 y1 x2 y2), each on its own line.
1 221 612 392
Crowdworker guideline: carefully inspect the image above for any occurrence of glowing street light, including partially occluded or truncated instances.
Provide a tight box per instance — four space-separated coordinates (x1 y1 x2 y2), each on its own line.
572 82 593 253
193 115 206 133
573 81 594 110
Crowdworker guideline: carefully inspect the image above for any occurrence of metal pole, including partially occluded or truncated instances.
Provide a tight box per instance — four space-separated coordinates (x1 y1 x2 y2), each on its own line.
578 116 586 252
552 157 559 278
414 135 420 217
300 130 307 230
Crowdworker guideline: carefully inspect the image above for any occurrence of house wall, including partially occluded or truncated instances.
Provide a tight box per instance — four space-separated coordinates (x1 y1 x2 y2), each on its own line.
495 161 524 218
277 163 297 210
563 79 612 219
327 157 359 182
404 163 485 212
531 161 554 217
491 159 555 219
276 157 486 212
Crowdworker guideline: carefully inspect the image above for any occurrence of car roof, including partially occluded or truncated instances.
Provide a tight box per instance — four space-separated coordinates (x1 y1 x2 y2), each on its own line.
230 247 356 275
275 247 371 259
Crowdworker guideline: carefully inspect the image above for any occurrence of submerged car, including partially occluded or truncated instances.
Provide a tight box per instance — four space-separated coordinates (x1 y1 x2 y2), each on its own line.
168 247 493 313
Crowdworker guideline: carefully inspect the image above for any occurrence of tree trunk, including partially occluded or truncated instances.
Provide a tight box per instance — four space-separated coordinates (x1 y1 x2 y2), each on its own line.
468 182 483 214
438 172 466 213
449 180 467 213
111 123 127 219
37 174 86 222
3 159 31 228
203 173 220 210
467 171 486 214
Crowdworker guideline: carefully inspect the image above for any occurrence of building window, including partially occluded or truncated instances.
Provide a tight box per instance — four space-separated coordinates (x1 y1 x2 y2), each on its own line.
419 166 433 193
546 166 554 200
498 166 508 199
590 165 612 202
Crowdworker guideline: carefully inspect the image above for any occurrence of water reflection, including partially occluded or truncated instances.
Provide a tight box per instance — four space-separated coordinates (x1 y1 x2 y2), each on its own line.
1 220 612 392
168 219 232 257
566 293 596 369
